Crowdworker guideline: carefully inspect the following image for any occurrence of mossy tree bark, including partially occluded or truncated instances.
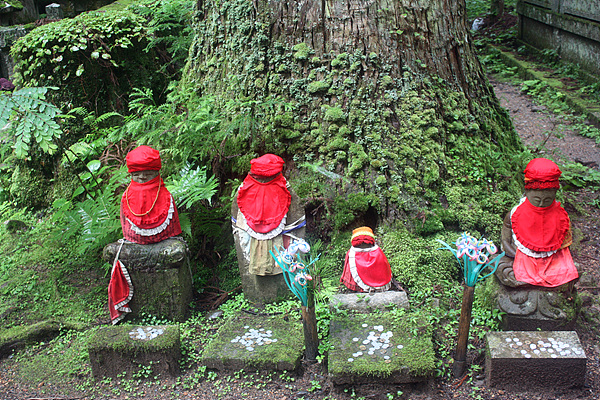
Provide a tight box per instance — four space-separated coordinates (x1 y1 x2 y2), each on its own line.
184 0 523 235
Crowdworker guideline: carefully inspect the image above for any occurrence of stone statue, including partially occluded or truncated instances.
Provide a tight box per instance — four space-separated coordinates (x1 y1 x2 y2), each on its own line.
119 145 182 244
494 158 579 330
231 154 306 302
106 145 190 324
340 226 392 292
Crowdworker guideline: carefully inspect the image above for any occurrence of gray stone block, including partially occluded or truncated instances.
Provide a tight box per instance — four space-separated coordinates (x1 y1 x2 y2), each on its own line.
103 238 193 322
200 313 304 372
486 331 586 388
88 325 181 380
329 291 409 313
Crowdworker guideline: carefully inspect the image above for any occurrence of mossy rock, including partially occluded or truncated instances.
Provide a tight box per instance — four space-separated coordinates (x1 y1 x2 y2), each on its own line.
200 312 304 372
328 312 435 385
88 325 180 379
0 319 62 358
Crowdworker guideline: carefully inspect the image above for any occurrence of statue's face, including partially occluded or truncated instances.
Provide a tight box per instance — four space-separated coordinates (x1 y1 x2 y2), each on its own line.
250 173 277 183
525 188 557 208
131 170 159 184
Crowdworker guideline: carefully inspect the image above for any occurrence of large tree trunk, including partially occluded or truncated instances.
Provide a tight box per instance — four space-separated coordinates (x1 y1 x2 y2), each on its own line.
184 0 522 234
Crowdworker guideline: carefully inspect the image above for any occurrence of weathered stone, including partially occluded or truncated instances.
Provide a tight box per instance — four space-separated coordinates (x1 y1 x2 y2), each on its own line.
329 291 409 313
0 319 62 358
88 325 180 379
486 331 586 388
232 188 304 304
517 1 600 75
45 3 63 19
200 312 304 372
494 276 578 331
328 311 435 385
103 238 192 322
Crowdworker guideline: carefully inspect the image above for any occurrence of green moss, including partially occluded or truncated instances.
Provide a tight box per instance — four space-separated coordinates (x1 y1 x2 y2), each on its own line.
307 80 330 94
200 313 303 370
292 42 311 61
9 164 49 209
329 312 435 378
88 325 180 355
332 192 378 229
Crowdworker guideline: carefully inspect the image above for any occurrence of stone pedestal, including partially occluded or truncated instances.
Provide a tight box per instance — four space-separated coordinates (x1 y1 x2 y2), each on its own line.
329 291 409 313
494 277 579 331
103 238 193 322
200 313 304 372
88 325 181 379
327 291 434 385
486 331 586 388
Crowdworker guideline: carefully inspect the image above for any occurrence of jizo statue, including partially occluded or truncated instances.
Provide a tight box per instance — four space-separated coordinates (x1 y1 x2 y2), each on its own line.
108 145 183 324
340 226 392 292
231 154 306 302
496 158 578 288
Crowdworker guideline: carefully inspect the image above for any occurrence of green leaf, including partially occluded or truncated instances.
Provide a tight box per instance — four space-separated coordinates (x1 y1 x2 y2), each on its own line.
87 159 102 172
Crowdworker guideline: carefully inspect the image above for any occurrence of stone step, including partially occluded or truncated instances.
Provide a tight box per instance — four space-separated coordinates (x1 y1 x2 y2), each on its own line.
88 325 181 380
200 312 304 372
486 331 586 388
328 309 435 385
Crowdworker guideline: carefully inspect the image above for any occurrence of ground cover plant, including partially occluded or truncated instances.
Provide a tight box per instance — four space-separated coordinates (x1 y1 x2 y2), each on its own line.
1 0 600 399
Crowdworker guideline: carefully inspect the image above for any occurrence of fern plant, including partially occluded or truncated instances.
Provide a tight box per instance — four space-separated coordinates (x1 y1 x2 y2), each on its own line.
52 167 127 255
0 87 61 158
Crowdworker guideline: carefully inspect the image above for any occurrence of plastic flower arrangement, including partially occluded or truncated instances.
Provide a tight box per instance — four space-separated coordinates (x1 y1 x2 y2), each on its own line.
270 239 319 307
437 232 505 287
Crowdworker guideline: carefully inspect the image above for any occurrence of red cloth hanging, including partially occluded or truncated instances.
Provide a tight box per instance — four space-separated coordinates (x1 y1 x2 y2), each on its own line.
511 198 570 253
108 258 133 324
237 173 291 234
513 248 578 287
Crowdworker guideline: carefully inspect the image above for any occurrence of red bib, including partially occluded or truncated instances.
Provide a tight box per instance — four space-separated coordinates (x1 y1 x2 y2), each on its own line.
120 176 181 244
341 245 392 292
511 198 570 253
237 174 291 234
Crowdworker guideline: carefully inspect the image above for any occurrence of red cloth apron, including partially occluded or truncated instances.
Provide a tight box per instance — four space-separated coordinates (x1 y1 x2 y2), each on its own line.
341 244 392 292
120 176 181 244
236 174 291 234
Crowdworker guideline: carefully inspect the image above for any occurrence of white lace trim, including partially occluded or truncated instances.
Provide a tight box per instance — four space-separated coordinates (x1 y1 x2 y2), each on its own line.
510 197 557 258
348 245 391 292
126 196 175 237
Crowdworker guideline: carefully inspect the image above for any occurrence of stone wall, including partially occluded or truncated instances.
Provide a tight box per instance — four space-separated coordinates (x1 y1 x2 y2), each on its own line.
0 26 27 78
517 0 600 75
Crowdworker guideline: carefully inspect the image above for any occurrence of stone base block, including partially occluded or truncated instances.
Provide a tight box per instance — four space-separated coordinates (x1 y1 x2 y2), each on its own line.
200 313 304 372
328 312 435 385
103 238 193 322
88 325 180 380
494 277 578 331
329 291 409 313
486 331 586 388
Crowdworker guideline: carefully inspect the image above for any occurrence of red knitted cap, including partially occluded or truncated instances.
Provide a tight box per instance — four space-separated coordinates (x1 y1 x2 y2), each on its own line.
126 145 162 173
524 158 561 189
250 154 284 176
